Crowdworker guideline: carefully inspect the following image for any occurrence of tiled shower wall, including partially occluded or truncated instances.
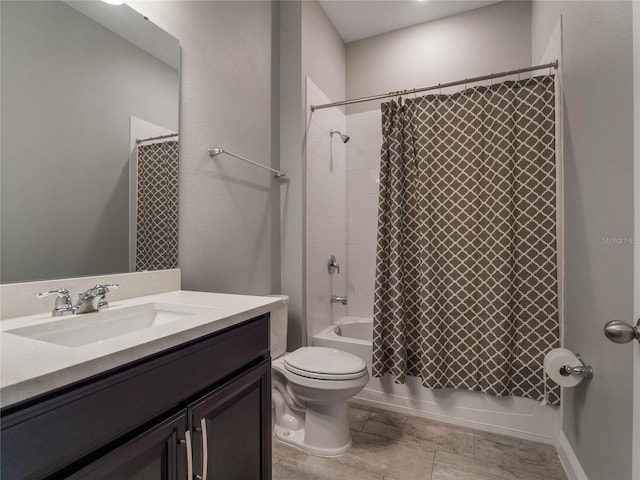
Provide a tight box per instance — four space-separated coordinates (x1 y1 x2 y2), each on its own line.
345 110 382 319
308 103 383 322
306 78 347 341
306 80 380 334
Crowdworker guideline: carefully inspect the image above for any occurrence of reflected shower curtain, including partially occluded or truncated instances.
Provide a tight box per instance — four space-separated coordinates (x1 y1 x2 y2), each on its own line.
372 76 560 404
135 140 179 271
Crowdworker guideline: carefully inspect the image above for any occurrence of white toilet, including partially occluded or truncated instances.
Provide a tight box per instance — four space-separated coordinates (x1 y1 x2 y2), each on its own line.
269 296 369 456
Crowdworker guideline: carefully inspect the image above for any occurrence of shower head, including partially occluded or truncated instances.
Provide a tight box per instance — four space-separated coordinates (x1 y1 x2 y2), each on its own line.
330 129 350 144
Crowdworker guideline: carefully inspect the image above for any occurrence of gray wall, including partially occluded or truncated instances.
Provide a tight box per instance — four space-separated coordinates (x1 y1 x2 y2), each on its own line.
279 0 306 349
302 1 346 108
129 1 279 296
279 0 346 349
346 0 532 114
0 1 178 283
531 2 634 479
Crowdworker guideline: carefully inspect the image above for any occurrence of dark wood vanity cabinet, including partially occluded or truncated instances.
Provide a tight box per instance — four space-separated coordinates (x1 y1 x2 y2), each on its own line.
0 315 272 480
66 411 189 480
189 362 271 480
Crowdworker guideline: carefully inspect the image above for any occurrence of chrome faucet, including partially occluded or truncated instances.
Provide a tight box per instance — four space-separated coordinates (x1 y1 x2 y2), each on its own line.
328 254 341 275
35 288 74 316
74 284 119 314
330 295 348 305
36 284 119 316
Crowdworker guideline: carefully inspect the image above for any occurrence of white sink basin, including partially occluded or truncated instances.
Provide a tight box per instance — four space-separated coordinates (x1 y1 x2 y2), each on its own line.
6 302 217 347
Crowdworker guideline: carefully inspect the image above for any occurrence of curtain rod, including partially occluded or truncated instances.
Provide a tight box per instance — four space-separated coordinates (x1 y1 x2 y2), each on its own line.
136 132 178 144
310 60 558 112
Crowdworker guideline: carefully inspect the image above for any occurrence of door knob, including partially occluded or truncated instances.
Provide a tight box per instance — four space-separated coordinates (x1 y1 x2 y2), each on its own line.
603 319 640 344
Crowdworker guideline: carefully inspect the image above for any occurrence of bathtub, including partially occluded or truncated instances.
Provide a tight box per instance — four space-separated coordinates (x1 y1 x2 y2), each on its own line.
312 316 557 443
314 317 373 371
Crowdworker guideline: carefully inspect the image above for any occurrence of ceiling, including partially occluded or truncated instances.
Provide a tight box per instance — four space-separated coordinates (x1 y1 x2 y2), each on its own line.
65 0 180 69
318 0 504 44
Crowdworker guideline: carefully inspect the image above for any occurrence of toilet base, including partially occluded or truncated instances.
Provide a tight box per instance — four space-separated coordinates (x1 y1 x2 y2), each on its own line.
273 424 352 457
273 399 353 456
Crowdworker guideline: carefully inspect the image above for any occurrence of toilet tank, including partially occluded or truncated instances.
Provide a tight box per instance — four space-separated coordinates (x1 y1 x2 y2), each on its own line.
268 295 288 359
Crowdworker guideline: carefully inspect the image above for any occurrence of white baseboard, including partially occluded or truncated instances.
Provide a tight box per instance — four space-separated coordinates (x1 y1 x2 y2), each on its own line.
556 431 588 480
351 388 556 445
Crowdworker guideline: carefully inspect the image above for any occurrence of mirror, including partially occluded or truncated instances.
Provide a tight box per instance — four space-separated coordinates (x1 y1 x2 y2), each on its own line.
1 0 180 284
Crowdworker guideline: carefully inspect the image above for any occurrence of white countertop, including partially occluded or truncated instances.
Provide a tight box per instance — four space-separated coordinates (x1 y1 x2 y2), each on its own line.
0 290 282 409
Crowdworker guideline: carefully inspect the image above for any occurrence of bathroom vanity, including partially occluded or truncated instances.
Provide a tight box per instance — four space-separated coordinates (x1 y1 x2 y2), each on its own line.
0 290 278 480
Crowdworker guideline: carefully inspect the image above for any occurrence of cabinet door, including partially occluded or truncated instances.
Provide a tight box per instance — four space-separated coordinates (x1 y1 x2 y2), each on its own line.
189 358 271 480
66 412 188 480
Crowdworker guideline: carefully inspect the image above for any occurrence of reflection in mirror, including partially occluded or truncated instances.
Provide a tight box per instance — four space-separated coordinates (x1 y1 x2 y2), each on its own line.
1 0 180 284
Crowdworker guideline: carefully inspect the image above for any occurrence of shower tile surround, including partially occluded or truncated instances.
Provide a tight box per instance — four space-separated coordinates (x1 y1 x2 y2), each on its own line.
306 78 348 342
345 111 383 319
273 404 567 480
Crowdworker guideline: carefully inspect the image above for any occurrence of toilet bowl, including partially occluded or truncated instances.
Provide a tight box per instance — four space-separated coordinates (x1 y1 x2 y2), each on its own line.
268 296 369 456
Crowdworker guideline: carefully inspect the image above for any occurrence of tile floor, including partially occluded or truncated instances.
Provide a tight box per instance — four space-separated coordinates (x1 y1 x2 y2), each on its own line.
272 404 568 480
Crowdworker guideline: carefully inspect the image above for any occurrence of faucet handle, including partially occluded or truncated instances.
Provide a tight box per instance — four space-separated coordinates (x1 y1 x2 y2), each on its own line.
80 284 119 297
92 284 119 310
35 288 73 316
328 254 341 275
35 288 70 299
74 284 120 314
93 284 119 293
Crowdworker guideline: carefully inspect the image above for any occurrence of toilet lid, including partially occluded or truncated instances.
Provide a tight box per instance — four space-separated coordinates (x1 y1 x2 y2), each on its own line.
284 347 367 380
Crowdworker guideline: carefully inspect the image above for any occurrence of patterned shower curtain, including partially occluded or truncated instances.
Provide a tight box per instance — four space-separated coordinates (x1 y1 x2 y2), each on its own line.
135 140 179 272
372 76 560 404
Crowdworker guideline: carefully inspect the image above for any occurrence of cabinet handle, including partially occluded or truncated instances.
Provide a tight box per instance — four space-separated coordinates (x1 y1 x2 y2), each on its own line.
185 430 194 480
200 418 209 480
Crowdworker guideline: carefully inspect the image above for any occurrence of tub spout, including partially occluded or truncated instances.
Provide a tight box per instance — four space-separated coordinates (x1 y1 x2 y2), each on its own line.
330 295 348 305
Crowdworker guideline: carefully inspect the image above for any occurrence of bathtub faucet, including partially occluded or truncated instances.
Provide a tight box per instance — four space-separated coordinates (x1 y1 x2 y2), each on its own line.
327 254 341 275
330 295 348 305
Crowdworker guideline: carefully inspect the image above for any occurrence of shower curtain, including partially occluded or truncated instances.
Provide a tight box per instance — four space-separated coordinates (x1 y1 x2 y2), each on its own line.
372 76 560 405
135 140 179 272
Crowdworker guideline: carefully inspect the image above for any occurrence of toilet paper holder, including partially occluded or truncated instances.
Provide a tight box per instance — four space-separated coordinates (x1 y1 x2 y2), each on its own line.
558 353 593 380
